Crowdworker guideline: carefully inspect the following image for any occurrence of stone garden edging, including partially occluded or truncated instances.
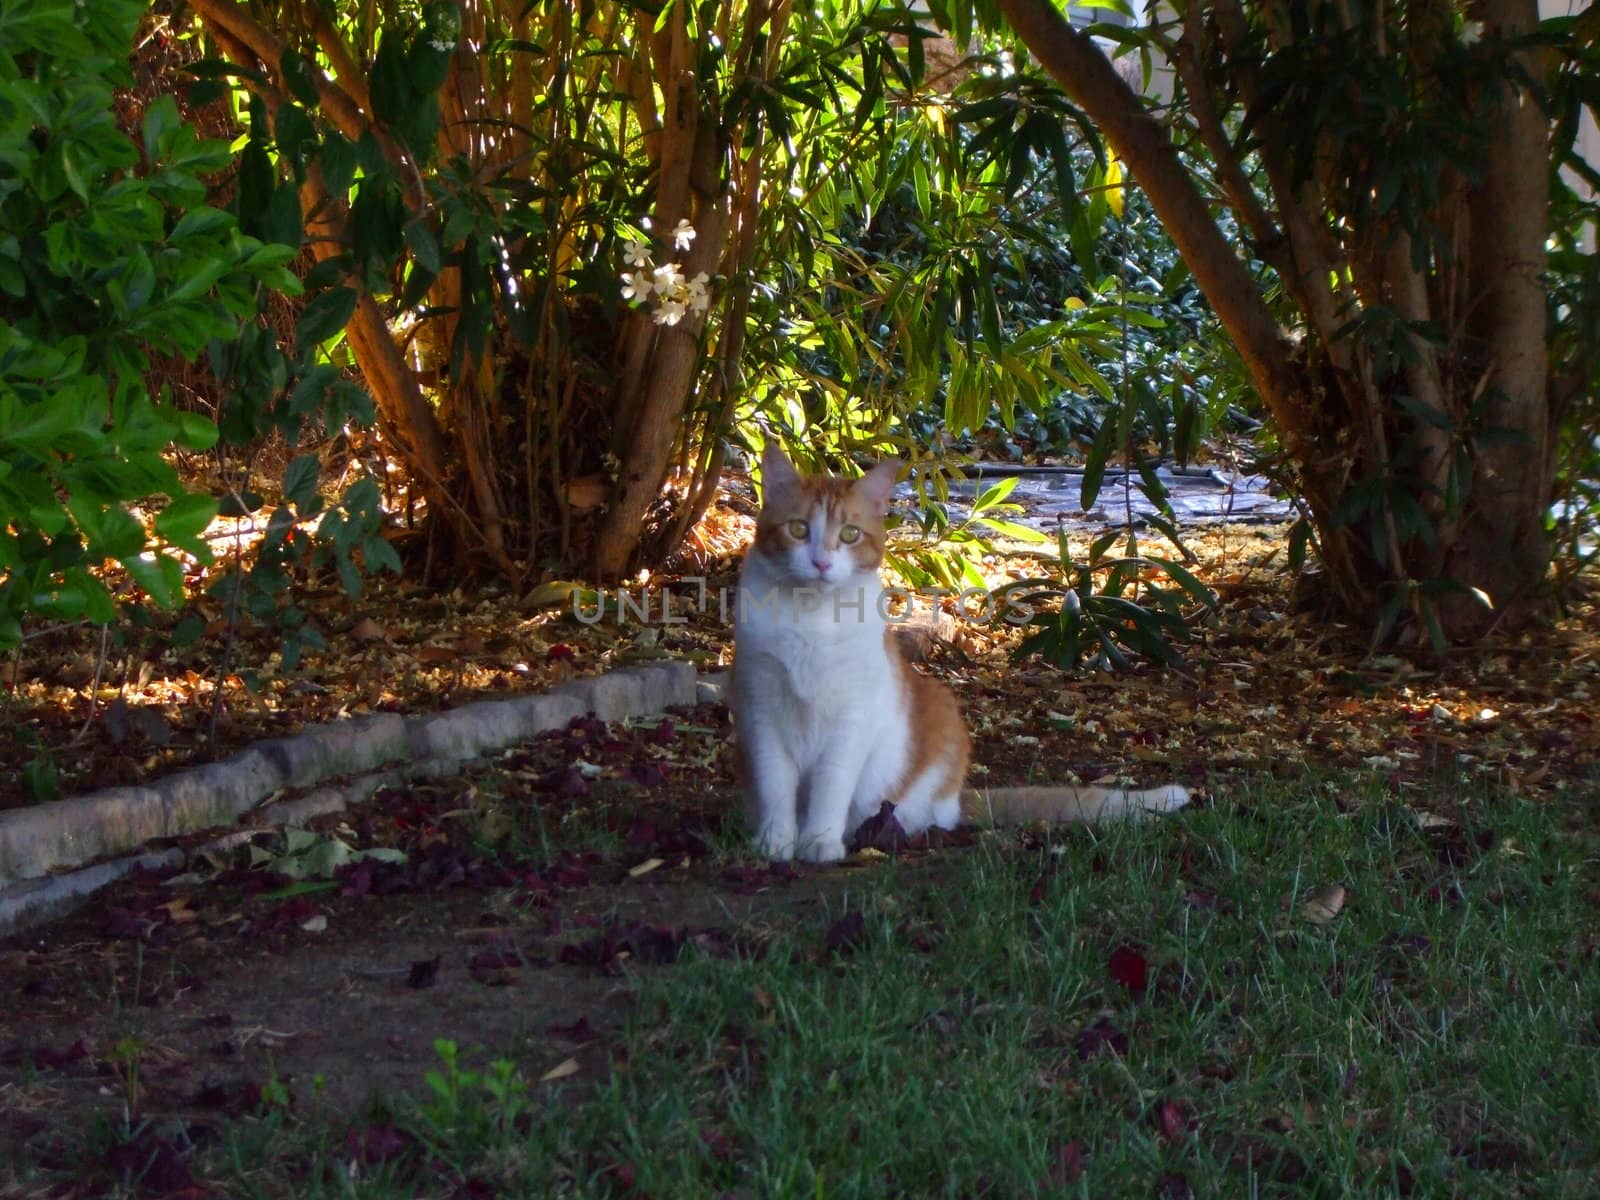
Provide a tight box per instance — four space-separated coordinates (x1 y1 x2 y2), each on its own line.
0 662 705 937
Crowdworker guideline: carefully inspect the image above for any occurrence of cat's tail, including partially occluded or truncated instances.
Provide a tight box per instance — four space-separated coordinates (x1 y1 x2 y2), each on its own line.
957 784 1190 827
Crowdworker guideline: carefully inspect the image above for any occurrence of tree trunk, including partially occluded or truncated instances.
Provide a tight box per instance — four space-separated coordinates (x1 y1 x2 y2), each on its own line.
995 0 1556 639
1444 0 1552 634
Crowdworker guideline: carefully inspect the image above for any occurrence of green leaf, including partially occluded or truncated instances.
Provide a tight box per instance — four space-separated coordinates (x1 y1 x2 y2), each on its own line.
405 219 443 276
282 453 321 511
295 287 358 355
155 493 218 554
169 206 235 242
1147 557 1216 608
371 32 413 125
125 552 184 609
971 475 1019 514
173 411 219 452
23 754 60 804
974 517 1048 544
274 103 318 178
409 41 453 94
1081 418 1118 510
280 49 322 108
70 498 145 559
318 131 358 195
1288 518 1313 572
262 183 303 247
141 95 180 160
363 534 402 576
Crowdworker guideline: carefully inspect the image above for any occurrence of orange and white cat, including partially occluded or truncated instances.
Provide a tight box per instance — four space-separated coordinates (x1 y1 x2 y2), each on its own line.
730 446 1190 863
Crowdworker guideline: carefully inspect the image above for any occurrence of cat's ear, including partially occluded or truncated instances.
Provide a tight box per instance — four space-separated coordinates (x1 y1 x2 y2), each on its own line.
855 459 901 512
760 443 801 494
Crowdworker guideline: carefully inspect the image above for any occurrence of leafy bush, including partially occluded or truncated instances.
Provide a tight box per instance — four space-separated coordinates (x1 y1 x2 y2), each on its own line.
1000 525 1217 671
0 0 302 646
0 0 410 696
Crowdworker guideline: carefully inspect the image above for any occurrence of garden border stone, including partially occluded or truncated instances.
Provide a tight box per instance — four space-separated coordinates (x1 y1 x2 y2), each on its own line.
0 661 700 937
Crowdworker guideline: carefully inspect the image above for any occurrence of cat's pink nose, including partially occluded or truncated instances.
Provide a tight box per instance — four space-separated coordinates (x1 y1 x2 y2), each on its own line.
812 556 833 573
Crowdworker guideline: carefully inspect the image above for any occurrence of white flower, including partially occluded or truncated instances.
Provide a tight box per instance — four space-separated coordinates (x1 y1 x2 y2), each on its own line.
1460 19 1483 44
652 262 683 291
672 219 696 251
653 297 687 326
623 239 652 268
620 271 653 301
685 271 711 314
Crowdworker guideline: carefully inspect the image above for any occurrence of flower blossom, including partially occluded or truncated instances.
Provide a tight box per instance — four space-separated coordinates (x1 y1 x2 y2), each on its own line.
653 297 687 326
623 239 652 268
652 262 684 292
672 219 696 251
685 272 711 314
620 271 653 301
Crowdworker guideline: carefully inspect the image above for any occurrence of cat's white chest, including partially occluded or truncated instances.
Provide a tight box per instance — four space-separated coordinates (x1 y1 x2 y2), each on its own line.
731 570 895 732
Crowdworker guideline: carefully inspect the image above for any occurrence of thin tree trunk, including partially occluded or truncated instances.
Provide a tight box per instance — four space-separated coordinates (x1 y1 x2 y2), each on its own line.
995 0 1365 604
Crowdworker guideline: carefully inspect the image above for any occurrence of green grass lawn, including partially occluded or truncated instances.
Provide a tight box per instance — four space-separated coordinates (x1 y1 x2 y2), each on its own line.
45 776 1600 1197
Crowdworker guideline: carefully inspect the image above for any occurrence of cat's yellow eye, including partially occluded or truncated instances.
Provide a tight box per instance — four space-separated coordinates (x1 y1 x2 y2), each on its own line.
784 519 809 539
838 524 862 545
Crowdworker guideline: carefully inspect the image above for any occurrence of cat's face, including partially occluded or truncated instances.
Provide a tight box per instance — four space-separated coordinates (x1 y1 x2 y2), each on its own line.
750 446 899 587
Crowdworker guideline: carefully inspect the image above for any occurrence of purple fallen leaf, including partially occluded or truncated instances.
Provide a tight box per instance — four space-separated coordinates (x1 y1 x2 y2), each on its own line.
105 1130 196 1196
1036 1140 1086 1187
627 757 669 787
1157 1171 1195 1200
468 948 521 986
340 860 376 898
1155 1098 1191 1142
598 1160 637 1191
191 1079 267 1116
1073 1017 1129 1060
469 947 521 971
550 855 592 887
1390 932 1432 957
540 765 589 798
1450 1136 1526 1170
547 1016 598 1042
100 907 154 940
849 802 911 854
559 922 685 971
266 897 321 931
825 911 868 956
699 1128 735 1160
618 922 685 965
23 1037 91 1070
344 1122 414 1166
1108 944 1149 997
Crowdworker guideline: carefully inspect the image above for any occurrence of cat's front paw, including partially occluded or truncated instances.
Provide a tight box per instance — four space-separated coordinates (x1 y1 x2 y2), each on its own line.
795 835 847 864
752 829 796 862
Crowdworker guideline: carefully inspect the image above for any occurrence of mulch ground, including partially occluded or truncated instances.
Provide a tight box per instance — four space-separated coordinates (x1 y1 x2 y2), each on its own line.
3 512 1595 811
1 509 1597 1183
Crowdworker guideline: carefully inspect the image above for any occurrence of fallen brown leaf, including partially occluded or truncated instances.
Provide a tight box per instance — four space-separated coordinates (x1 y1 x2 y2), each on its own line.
1301 884 1348 925
540 1056 581 1082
